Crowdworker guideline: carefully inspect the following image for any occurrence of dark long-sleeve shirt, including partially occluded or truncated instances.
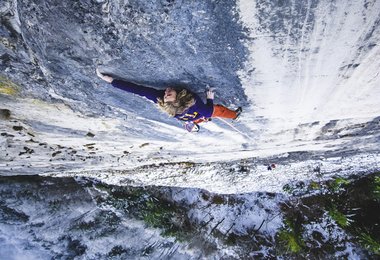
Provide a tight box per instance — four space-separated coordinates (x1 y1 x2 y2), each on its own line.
111 79 213 121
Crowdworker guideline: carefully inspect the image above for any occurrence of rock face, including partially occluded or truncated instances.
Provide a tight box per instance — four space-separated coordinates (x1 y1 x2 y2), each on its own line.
1 1 380 258
1 0 247 106
1 174 378 259
0 1 380 183
238 0 380 124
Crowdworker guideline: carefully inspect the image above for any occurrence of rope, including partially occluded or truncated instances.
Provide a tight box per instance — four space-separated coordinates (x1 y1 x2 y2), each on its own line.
216 118 254 141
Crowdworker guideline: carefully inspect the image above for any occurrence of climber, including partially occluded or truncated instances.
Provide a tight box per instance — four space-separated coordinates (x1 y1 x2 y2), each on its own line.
96 68 242 132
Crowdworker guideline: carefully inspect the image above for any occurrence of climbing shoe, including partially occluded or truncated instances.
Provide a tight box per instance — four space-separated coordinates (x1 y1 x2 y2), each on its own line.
234 107 242 120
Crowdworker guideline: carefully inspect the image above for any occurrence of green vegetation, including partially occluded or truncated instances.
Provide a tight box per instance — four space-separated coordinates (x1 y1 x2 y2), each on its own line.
93 183 190 242
329 177 350 192
283 176 352 196
372 175 380 200
328 206 352 227
309 181 321 190
277 229 303 253
282 183 294 194
276 219 305 254
57 174 380 257
142 198 172 227
2 173 380 258
141 197 188 241
359 232 380 255
0 76 19 96
278 172 380 258
74 210 121 238
211 195 225 204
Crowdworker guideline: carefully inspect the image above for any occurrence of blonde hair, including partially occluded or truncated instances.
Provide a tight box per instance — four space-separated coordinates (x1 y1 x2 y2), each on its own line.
157 89 195 117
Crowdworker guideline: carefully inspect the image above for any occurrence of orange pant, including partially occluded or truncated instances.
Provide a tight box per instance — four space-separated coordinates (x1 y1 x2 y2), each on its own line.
211 104 237 119
194 105 236 124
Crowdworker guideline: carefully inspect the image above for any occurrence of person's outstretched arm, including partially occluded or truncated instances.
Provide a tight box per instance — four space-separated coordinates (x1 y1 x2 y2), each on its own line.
96 68 163 103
